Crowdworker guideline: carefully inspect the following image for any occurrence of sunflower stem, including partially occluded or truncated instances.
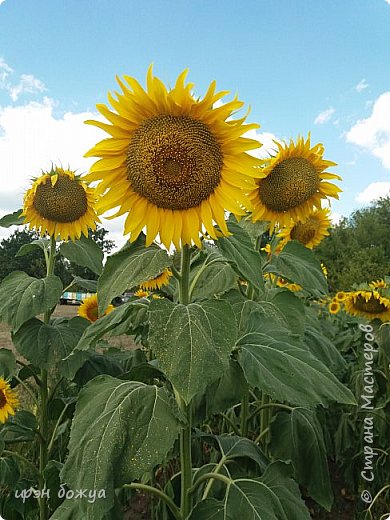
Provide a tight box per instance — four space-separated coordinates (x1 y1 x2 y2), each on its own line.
39 234 57 520
177 245 193 518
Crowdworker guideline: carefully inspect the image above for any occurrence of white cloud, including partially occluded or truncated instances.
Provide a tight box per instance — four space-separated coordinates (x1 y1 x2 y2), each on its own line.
9 74 46 101
356 182 390 203
244 129 279 158
330 212 342 225
314 107 335 125
0 0 6 6
346 91 390 170
0 57 13 85
355 79 368 93
385 0 390 5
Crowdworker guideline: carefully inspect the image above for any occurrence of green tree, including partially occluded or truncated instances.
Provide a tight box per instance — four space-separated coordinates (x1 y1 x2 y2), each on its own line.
315 196 390 291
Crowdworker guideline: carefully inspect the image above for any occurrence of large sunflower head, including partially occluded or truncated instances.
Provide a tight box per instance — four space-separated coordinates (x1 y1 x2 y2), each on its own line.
84 66 263 249
139 268 172 291
278 207 331 249
0 377 19 424
250 135 341 230
23 167 99 240
78 294 114 323
344 290 390 322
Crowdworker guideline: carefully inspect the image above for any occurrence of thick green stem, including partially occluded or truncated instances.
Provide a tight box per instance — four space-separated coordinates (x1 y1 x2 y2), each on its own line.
240 387 249 437
39 234 57 520
177 245 193 518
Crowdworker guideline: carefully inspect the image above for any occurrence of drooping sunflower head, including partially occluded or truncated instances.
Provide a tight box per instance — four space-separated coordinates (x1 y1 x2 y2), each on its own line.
139 268 172 291
329 301 341 314
344 290 390 322
250 135 341 230
23 167 99 240
84 66 263 249
78 294 114 323
278 207 331 249
0 377 19 424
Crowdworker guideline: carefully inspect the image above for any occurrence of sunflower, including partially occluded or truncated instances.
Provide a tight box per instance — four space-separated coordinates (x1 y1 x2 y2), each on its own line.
250 135 341 230
84 66 263 249
329 301 341 314
335 291 347 302
23 167 99 240
134 289 150 298
277 276 302 292
139 268 172 291
344 290 390 322
78 294 114 323
321 263 328 278
278 207 331 249
369 279 387 289
0 378 19 424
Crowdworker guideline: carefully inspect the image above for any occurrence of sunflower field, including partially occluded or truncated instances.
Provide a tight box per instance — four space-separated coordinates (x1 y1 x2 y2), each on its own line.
0 67 389 520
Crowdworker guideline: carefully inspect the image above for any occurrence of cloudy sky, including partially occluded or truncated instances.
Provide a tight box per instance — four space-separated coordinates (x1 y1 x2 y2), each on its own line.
1 0 390 247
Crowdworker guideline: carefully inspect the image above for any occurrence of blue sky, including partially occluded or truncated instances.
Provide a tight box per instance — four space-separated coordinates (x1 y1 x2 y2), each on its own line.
1 0 390 245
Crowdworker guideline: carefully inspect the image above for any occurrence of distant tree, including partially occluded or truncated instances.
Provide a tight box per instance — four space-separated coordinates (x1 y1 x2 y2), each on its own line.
315 196 390 291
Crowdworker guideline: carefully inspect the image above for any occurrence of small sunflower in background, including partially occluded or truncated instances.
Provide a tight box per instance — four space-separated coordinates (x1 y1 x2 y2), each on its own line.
321 263 328 278
344 290 390 322
134 289 150 298
278 207 331 249
23 167 99 240
369 279 387 289
277 276 302 292
139 268 172 291
335 291 348 302
84 66 263 249
250 135 341 230
329 300 341 314
0 378 19 424
78 294 114 323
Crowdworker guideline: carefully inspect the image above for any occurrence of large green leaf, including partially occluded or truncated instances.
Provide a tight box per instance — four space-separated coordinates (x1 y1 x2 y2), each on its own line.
16 238 50 257
237 330 356 407
191 252 237 301
189 462 310 520
0 348 17 379
74 298 148 352
303 326 346 376
270 408 333 510
0 272 63 331
60 235 103 275
97 238 171 313
0 209 24 227
265 241 327 295
215 221 264 291
229 299 290 335
266 289 306 337
0 411 38 443
148 299 237 404
60 376 182 519
13 317 89 378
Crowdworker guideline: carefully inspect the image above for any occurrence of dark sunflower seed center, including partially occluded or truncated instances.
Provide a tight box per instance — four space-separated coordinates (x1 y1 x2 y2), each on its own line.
259 157 320 212
126 114 223 210
0 389 7 408
355 295 386 314
33 175 88 223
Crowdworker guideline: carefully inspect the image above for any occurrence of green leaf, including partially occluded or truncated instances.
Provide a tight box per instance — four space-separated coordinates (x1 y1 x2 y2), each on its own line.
215 221 264 291
13 317 89 378
60 235 103 275
0 411 38 443
74 299 148 352
148 299 237 404
60 376 183 519
0 272 63 331
229 298 290 334
0 455 20 488
270 408 333 510
266 289 306 337
265 240 327 295
16 238 50 257
0 348 17 379
205 359 247 417
44 460 64 511
97 238 171 313
237 330 356 407
0 209 24 228
189 462 310 520
67 276 98 293
191 253 237 301
303 326 346 376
